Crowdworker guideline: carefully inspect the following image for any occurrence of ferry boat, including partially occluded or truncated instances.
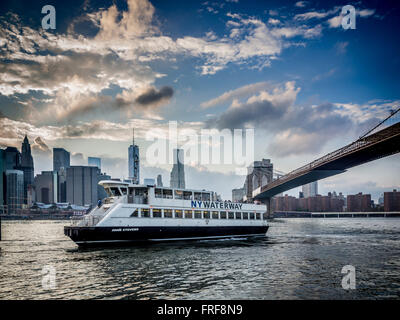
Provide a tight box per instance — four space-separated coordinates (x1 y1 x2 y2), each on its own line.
64 180 269 246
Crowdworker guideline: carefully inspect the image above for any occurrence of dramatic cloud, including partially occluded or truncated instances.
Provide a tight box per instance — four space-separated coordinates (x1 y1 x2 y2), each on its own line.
134 86 174 107
204 81 399 157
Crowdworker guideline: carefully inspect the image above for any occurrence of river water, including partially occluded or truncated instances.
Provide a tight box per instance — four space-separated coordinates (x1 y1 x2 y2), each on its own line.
0 218 399 299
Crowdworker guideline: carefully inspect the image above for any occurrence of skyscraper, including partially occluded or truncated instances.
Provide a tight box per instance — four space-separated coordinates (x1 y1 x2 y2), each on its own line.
302 181 318 198
53 148 70 172
170 149 185 189
5 170 24 213
88 157 101 170
66 166 99 206
20 135 34 204
128 129 140 184
4 147 21 170
34 171 56 204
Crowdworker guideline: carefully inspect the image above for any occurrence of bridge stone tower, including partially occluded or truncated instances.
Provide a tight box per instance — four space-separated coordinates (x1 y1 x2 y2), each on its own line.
244 159 273 202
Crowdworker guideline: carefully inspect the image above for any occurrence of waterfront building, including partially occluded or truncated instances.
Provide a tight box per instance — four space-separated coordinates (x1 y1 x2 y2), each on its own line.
66 166 99 206
34 171 57 204
384 189 400 212
245 159 273 201
128 129 140 184
157 174 163 187
20 135 34 204
232 187 245 202
170 149 185 189
302 181 318 198
5 170 24 213
88 157 101 170
4 147 21 171
347 192 372 212
53 148 70 172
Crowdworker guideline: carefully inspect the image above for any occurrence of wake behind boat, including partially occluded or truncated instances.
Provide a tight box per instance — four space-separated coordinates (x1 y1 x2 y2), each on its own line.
64 180 269 246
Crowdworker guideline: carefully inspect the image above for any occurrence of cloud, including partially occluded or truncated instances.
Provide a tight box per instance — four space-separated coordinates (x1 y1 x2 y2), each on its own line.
204 81 399 156
295 1 307 8
134 86 174 107
201 81 271 108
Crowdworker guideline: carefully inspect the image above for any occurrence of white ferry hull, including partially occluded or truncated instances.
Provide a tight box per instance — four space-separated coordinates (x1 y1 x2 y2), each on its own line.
64 225 269 246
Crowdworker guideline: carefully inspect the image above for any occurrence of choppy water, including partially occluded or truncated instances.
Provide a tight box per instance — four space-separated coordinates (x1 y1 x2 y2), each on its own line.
0 218 399 299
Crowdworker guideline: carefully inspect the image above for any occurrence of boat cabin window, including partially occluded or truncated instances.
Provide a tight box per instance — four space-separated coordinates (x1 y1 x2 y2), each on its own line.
153 208 162 218
250 212 255 220
212 211 219 219
201 193 211 201
141 208 150 218
110 187 122 196
164 209 173 218
185 210 192 219
155 188 162 198
183 191 193 200
130 209 138 217
228 212 234 220
120 187 128 195
235 212 242 219
256 213 261 220
220 211 227 219
174 190 183 200
175 209 183 218
204 211 210 219
194 210 202 219
163 189 173 199
194 192 201 200
243 212 249 219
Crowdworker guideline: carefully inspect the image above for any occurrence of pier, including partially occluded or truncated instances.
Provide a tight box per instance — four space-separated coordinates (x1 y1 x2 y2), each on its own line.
273 211 400 218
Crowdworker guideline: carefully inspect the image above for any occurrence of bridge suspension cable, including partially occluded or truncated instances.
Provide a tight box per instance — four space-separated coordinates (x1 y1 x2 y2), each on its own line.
360 105 400 139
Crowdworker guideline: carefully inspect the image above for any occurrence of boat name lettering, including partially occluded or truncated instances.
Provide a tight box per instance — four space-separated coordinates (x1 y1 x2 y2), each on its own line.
191 201 243 210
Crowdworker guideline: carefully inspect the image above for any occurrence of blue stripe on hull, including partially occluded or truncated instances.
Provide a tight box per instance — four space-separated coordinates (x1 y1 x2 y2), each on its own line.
64 226 269 246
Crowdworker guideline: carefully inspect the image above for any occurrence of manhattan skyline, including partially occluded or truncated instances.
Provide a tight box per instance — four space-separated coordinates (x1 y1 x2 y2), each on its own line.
0 0 399 201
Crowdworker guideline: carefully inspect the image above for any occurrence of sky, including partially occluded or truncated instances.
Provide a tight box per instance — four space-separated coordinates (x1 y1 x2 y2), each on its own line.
0 0 399 201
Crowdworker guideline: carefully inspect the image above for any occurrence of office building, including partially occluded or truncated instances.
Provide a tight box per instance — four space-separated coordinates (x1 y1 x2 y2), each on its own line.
170 148 185 189
128 129 140 184
34 171 57 204
5 170 24 213
20 135 34 204
384 189 400 212
88 157 101 170
53 148 70 172
4 147 21 171
66 166 99 206
302 181 318 198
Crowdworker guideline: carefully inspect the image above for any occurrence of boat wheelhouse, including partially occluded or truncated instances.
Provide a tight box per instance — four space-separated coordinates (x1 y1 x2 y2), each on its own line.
64 180 269 246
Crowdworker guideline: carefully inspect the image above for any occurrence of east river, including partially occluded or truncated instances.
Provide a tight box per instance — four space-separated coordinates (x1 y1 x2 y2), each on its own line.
0 218 399 299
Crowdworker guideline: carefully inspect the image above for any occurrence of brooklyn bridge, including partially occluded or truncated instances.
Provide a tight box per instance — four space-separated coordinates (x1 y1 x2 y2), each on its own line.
252 107 400 213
